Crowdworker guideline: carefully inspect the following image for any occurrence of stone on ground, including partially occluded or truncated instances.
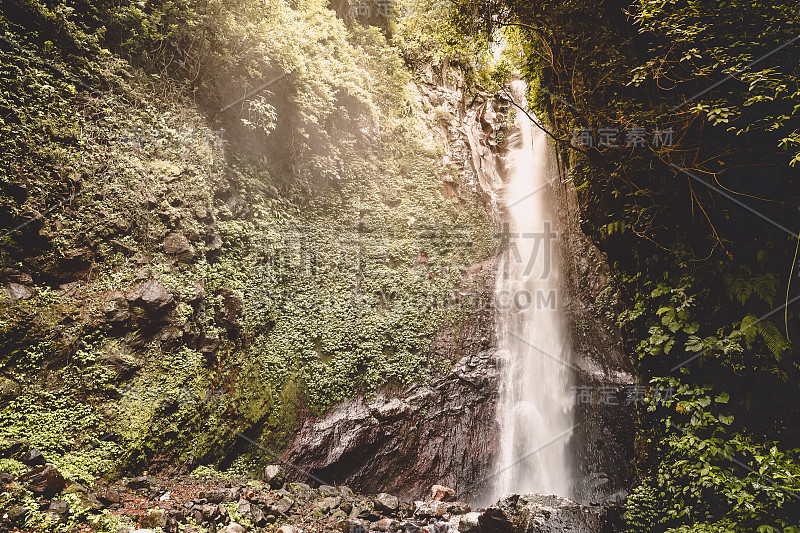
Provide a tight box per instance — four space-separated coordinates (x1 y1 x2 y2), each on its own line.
263 464 286 489
479 493 604 533
373 492 399 513
430 484 456 502
19 464 67 497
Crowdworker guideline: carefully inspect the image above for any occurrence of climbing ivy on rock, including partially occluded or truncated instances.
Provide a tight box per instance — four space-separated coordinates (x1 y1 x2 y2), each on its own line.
0 0 493 491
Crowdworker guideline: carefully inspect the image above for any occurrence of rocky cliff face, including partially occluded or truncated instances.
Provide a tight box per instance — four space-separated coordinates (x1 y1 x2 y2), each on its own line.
284 257 499 499
558 180 637 504
284 68 502 499
285 73 636 504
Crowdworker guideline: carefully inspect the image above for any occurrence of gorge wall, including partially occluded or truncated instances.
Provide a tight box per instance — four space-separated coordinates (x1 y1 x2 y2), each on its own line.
284 71 636 504
0 0 634 508
0 1 498 489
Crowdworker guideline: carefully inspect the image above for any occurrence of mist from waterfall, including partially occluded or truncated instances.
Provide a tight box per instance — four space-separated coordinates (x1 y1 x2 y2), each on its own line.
492 80 574 500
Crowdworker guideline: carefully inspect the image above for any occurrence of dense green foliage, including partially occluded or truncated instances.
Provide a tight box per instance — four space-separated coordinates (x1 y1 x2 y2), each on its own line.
452 0 800 531
4 0 798 531
0 1 493 521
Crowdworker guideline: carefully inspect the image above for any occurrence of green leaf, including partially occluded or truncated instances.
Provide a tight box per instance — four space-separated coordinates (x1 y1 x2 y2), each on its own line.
682 322 699 334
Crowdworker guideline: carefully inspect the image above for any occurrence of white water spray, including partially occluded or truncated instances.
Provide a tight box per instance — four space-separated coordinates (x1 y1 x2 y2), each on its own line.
492 81 574 499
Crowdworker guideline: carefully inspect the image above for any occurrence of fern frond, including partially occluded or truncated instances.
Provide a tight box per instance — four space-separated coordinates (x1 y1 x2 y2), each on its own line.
757 320 790 360
724 273 752 306
740 314 759 346
753 273 778 307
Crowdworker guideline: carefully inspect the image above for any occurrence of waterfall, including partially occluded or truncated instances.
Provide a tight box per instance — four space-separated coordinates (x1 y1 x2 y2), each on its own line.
492 81 574 499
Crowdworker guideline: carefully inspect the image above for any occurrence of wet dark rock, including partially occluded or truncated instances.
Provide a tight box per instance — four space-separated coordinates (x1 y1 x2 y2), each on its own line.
20 447 45 466
127 280 174 315
54 247 93 283
19 464 67 497
371 399 411 421
220 288 242 330
477 506 514 533
164 232 196 263
283 86 635 504
18 209 43 236
5 181 28 203
262 464 285 489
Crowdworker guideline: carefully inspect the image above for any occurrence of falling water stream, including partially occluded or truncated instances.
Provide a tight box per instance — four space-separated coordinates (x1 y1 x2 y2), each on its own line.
492 81 574 500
